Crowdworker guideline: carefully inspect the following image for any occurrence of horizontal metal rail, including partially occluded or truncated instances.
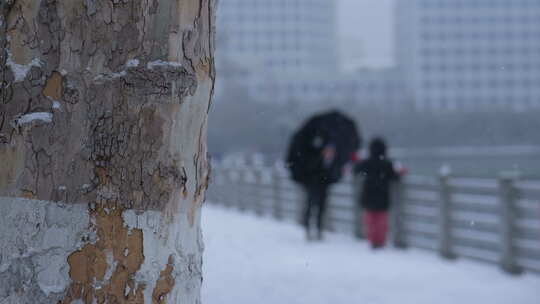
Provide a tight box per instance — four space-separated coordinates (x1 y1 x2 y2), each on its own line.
207 163 540 275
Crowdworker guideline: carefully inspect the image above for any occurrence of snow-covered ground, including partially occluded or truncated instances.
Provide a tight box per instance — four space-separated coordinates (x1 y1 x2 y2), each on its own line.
202 204 540 304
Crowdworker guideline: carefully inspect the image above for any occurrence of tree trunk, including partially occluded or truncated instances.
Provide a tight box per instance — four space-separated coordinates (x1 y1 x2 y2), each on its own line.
0 0 215 303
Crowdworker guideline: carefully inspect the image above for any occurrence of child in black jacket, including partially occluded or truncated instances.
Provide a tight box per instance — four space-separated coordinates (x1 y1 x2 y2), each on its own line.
354 137 400 248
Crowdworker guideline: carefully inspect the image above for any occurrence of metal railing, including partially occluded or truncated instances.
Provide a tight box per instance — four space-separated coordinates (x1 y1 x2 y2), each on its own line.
207 162 540 275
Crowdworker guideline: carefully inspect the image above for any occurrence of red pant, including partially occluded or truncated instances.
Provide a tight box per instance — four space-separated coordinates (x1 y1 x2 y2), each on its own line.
363 211 389 247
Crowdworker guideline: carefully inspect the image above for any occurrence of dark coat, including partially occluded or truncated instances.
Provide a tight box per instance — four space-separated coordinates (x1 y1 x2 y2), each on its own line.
354 139 399 211
286 111 361 186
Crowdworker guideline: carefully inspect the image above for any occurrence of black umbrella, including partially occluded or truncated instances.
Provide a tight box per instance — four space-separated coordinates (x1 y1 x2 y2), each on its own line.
286 110 361 185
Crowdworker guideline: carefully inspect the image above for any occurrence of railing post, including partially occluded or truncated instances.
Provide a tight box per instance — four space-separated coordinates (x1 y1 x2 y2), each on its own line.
391 181 406 248
207 165 217 205
222 168 232 207
238 168 247 212
216 165 225 206
498 172 523 274
253 168 263 216
244 168 255 213
325 185 335 233
438 172 456 259
228 168 237 208
295 186 304 224
353 175 364 239
272 166 283 220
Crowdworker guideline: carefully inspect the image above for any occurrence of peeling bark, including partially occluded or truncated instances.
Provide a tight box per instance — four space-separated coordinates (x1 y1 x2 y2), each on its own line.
0 0 215 303
62 204 146 304
152 255 175 304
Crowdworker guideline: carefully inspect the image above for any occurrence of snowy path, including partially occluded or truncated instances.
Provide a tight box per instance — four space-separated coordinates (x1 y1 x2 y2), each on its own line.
201 205 540 304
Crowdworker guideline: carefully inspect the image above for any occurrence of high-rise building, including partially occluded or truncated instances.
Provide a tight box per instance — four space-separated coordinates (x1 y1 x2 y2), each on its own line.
217 0 338 72
396 0 540 111
216 0 339 102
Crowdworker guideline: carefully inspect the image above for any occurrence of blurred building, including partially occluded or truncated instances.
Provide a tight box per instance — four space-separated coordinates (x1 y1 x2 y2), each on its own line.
259 67 408 109
396 0 540 111
339 68 409 109
217 0 338 77
215 0 408 108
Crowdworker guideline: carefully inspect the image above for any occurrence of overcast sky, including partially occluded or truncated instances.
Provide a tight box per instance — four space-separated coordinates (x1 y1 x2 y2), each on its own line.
337 0 395 69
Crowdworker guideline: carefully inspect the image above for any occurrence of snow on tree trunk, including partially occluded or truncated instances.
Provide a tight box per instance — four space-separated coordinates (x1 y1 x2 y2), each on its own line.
0 0 215 303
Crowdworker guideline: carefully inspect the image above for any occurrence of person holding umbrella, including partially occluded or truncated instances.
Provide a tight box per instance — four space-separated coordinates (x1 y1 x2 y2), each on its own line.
286 110 361 240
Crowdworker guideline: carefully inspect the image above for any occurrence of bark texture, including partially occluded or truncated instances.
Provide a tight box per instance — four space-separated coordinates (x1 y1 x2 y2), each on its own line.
0 0 215 302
